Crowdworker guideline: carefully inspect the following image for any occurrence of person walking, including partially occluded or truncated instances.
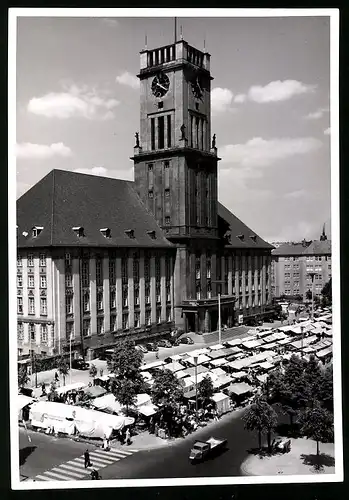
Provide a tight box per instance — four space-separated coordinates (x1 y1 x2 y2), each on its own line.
54 372 59 383
125 428 131 446
84 449 91 468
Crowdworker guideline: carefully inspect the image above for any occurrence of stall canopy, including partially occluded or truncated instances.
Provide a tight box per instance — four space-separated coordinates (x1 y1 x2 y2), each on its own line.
258 361 274 371
18 394 34 412
230 371 248 380
175 370 189 379
188 372 209 385
316 346 332 359
95 374 112 382
260 342 278 350
323 328 332 337
92 393 121 413
211 367 226 378
262 334 280 343
273 332 287 340
141 371 153 381
56 382 86 395
168 354 183 362
211 392 230 415
141 360 165 371
182 365 209 378
256 373 269 384
186 354 211 366
241 340 264 349
210 358 228 367
190 348 210 357
83 386 107 398
138 404 158 416
277 337 292 345
241 335 257 343
228 382 254 396
213 375 232 389
207 350 228 360
209 344 225 351
226 338 242 347
164 361 185 373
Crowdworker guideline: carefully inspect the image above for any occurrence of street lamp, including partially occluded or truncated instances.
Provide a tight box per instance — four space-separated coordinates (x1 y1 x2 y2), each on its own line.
300 325 304 358
308 272 316 321
193 355 198 422
69 333 73 385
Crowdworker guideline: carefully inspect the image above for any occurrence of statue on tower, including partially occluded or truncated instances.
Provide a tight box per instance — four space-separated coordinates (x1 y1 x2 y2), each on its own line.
135 132 140 148
211 133 216 149
180 124 186 141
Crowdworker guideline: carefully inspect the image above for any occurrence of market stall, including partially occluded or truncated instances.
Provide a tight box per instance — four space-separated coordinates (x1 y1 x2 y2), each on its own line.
56 382 86 396
211 392 230 415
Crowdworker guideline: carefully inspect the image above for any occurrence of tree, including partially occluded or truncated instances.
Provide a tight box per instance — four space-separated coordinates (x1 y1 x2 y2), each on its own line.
111 378 137 416
197 375 214 409
321 279 332 307
297 401 334 457
318 364 333 413
303 355 322 405
107 339 143 379
32 354 42 388
305 289 313 301
89 364 97 381
57 356 69 386
18 365 29 389
151 369 184 436
242 397 278 451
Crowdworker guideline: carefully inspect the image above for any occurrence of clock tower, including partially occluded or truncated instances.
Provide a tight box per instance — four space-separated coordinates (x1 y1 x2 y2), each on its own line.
132 39 221 329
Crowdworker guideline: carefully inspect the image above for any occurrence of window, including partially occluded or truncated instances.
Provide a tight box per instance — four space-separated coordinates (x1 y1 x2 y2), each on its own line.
83 291 90 312
165 216 171 225
97 317 104 335
285 272 291 278
110 289 116 309
109 260 116 285
17 255 22 267
17 275 23 288
122 286 128 308
65 295 73 315
40 275 47 288
207 282 212 298
134 288 140 306
121 257 128 284
29 323 36 341
148 190 154 199
196 285 201 300
145 310 151 326
28 275 35 288
164 188 170 198
158 116 164 149
17 297 23 314
65 274 72 288
40 324 48 343
40 297 47 316
65 253 71 268
17 322 24 341
83 319 90 337
166 308 172 322
96 258 103 286
166 284 171 302
39 253 46 266
110 315 117 332
97 291 104 311
122 312 129 330
156 308 161 324
195 254 201 280
28 297 35 315
82 259 90 287
206 257 211 279
151 118 155 150
145 285 150 304
167 115 172 148
28 254 34 266
133 252 140 283
134 311 140 328
156 284 161 303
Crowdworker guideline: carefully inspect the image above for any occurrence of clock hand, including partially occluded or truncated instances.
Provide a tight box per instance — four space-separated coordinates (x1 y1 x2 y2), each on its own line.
156 82 167 91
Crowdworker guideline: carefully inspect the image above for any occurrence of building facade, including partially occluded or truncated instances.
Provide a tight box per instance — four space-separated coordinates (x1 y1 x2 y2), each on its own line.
271 229 331 300
16 39 274 359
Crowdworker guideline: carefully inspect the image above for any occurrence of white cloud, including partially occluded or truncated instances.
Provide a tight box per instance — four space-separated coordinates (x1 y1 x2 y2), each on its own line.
74 166 108 176
100 18 119 27
220 137 322 167
27 84 120 120
248 80 316 103
211 87 234 112
116 72 140 90
234 93 246 103
324 127 331 135
304 107 329 120
16 142 72 160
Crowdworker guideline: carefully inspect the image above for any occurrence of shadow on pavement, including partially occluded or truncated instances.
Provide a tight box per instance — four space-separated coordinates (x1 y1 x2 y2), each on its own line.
300 453 335 472
19 446 37 466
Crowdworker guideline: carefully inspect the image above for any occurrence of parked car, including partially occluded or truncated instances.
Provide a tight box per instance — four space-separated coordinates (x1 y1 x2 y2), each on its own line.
157 339 172 348
72 359 90 370
146 342 159 352
136 344 148 353
180 336 194 345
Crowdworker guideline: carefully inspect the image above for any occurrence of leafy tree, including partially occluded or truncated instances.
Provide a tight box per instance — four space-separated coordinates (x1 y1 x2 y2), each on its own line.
151 369 184 436
303 355 322 404
297 401 334 456
321 279 332 307
18 365 29 389
318 364 333 413
305 290 313 301
242 397 278 451
107 339 143 379
89 364 97 381
32 354 42 388
57 356 69 386
197 375 214 409
111 378 137 416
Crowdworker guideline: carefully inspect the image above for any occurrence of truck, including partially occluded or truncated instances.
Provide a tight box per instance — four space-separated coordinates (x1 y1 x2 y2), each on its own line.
189 437 228 462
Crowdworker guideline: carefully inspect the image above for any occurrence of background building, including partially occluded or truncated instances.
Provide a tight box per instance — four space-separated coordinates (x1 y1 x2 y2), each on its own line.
271 227 331 300
16 38 274 360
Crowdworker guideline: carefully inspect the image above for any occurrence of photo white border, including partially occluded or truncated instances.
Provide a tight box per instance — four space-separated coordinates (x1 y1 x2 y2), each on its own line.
9 7 342 490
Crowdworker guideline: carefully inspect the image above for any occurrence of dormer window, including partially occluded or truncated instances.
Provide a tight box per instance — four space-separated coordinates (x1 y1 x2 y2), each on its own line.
237 234 245 241
32 226 43 238
125 229 135 239
22 231 28 237
100 228 111 238
250 235 257 242
147 230 156 240
72 226 85 238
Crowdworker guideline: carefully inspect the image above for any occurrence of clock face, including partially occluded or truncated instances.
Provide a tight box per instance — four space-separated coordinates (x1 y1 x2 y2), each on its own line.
191 76 203 99
151 72 170 97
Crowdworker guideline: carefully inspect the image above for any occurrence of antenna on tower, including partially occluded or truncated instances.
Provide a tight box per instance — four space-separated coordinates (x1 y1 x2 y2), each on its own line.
203 38 206 51
174 17 177 43
180 25 183 40
145 33 148 49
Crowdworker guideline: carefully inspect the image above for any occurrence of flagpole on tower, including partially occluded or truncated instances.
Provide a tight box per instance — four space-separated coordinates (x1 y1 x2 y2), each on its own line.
174 17 177 43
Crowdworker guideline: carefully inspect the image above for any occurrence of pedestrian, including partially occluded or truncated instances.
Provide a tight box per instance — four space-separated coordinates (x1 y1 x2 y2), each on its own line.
84 449 91 468
41 383 46 397
155 352 159 360
100 369 104 377
125 428 131 445
55 372 59 383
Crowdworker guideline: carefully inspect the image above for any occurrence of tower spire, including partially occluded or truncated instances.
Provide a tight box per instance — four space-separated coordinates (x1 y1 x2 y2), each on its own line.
174 17 177 43
320 223 327 241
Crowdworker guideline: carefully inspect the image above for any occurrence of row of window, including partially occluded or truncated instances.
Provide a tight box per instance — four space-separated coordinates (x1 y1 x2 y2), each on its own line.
17 296 47 315
17 254 46 267
17 322 48 343
17 274 47 288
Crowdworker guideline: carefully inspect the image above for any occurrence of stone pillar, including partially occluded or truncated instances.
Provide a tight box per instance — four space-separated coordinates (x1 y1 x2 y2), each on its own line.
128 254 134 329
72 257 81 340
241 254 246 309
204 308 211 333
116 255 122 330
173 247 186 328
248 255 252 308
160 254 166 321
201 251 207 299
262 255 266 305
103 255 110 333
139 251 145 325
195 312 199 333
150 254 156 323
90 256 97 336
170 255 175 322
55 257 66 353
228 255 233 295
211 253 217 296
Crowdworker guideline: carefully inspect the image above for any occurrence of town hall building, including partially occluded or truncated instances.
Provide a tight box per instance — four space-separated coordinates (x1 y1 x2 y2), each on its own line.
16 39 274 359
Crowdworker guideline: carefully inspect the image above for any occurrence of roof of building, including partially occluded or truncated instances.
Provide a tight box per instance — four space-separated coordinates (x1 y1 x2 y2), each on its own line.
17 169 174 249
272 239 331 256
217 202 273 250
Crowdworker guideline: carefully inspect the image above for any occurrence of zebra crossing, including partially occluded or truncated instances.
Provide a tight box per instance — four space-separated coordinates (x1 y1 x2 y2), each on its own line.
32 447 139 482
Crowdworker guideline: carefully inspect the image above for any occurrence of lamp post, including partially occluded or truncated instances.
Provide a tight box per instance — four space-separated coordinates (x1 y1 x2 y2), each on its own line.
69 333 72 385
193 355 198 422
308 272 316 321
300 325 304 359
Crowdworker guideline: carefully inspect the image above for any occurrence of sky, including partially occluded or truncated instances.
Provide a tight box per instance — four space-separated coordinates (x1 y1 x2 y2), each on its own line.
15 14 333 242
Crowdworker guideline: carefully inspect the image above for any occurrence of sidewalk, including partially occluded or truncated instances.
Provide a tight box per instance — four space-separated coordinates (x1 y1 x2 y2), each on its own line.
240 437 335 476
